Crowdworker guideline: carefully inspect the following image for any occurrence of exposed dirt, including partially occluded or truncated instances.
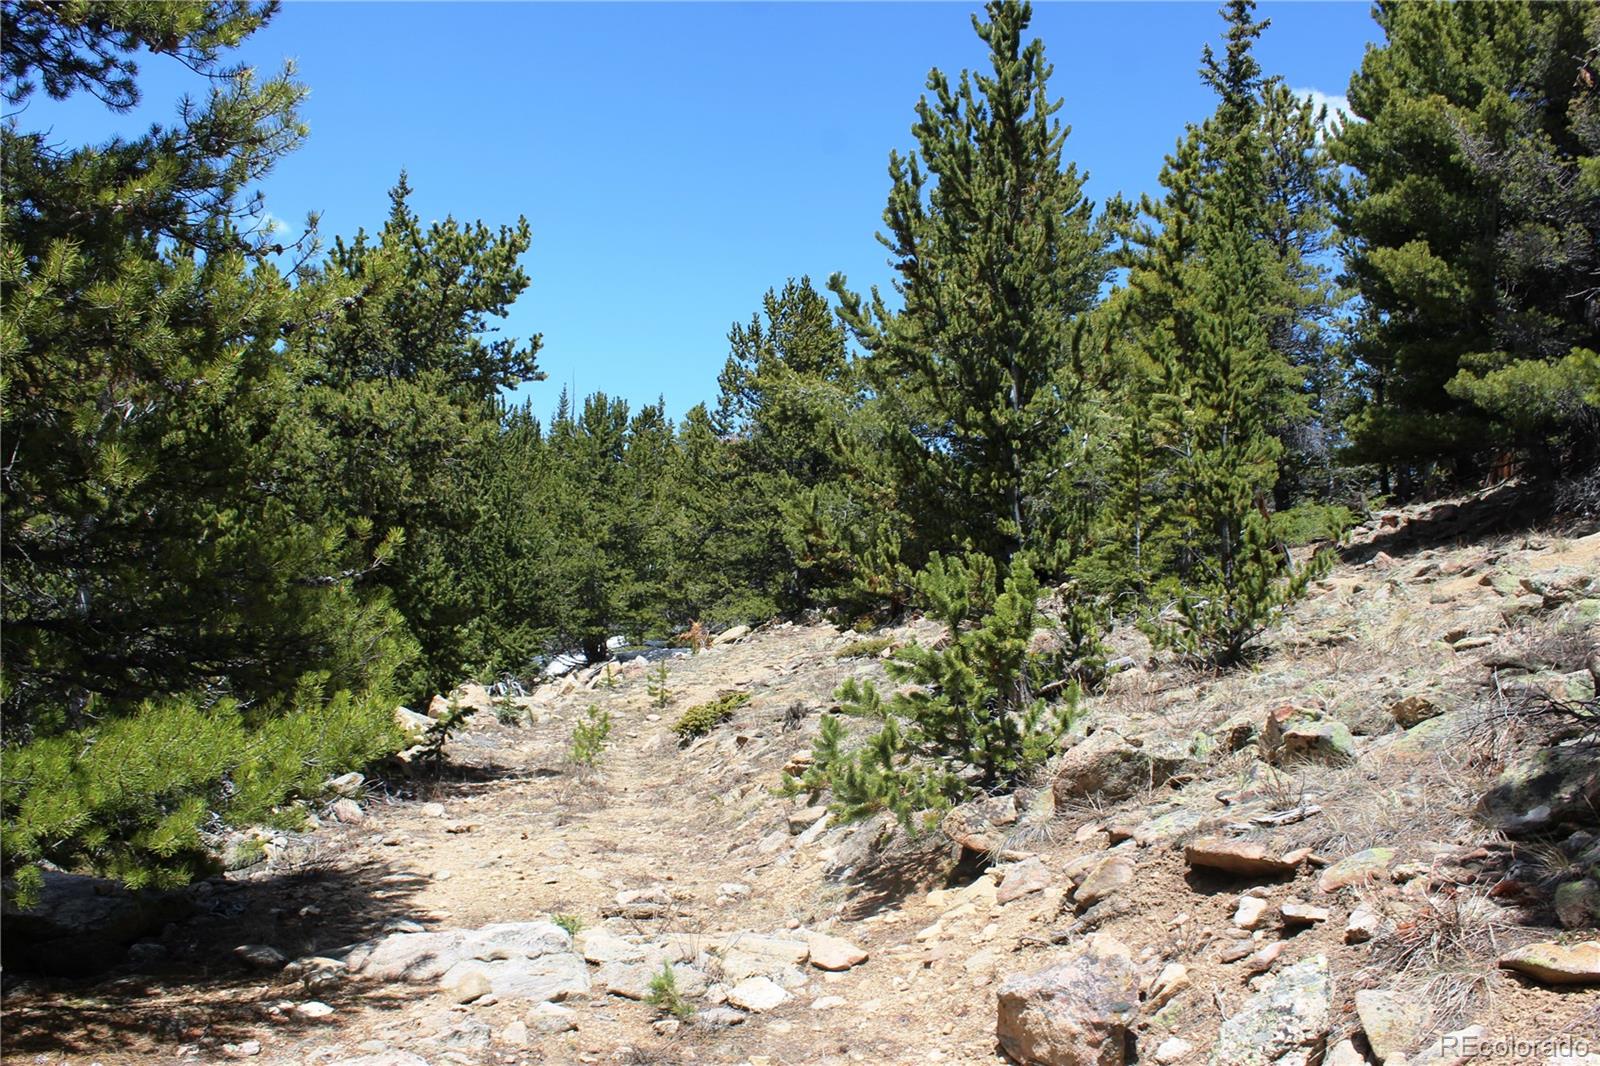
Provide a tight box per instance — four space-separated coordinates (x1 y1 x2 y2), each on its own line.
6 493 1599 1066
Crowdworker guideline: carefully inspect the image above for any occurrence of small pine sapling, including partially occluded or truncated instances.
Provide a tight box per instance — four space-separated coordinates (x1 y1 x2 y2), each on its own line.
787 553 1081 829
567 705 613 774
646 962 694 1019
647 662 673 709
601 663 617 690
553 913 584 937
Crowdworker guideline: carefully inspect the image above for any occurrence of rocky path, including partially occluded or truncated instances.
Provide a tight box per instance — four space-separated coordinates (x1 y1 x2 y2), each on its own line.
8 510 1600 1066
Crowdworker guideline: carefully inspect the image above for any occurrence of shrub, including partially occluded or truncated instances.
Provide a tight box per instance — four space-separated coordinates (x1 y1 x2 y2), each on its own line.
834 636 894 659
646 962 694 1019
568 705 613 772
495 698 525 726
787 553 1081 829
553 913 584 937
672 691 751 744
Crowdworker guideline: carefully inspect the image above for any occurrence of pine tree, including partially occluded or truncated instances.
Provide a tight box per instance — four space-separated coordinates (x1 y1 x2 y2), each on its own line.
1335 0 1600 489
789 554 1075 827
830 0 1110 572
1131 0 1331 663
1 1 410 900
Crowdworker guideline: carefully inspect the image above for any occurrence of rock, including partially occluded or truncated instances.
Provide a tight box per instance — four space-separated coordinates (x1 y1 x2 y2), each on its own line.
1409 1025 1486 1066
1146 962 1189 1010
295 1001 335 1020
235 944 287 969
1233 896 1270 930
1324 1039 1366 1066
652 1018 681 1036
1154 1037 1194 1064
1389 695 1443 729
1479 744 1600 835
443 966 493 1004
1 869 192 976
421 801 447 818
942 794 1019 853
1212 955 1331 1066
344 921 573 983
427 694 452 719
394 705 434 739
223 1040 262 1058
1242 941 1284 974
1184 838 1300 879
1073 855 1135 909
330 798 365 824
998 857 1053 904
1280 900 1330 926
124 941 168 968
695 1006 747 1028
327 771 365 796
616 885 672 906
596 960 704 1000
727 976 790 1012
1217 939 1255 964
788 806 828 834
1498 940 1600 984
713 625 751 645
1317 848 1396 893
340 1055 429 1066
499 1020 529 1046
1344 909 1382 944
1053 727 1194 805
528 1002 578 1034
1263 705 1356 765
1355 989 1423 1062
995 933 1139 1066
575 929 651 965
805 932 867 971
1554 880 1600 929
452 682 495 716
1213 711 1261 753
811 994 846 1010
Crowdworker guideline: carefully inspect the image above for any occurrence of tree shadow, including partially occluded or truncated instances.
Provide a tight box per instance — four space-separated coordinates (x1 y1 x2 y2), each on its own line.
3 854 430 1058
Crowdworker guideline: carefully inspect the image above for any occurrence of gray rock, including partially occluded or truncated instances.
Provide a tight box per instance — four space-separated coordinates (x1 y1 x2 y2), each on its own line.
439 953 591 1003
1478 743 1600 836
1 869 192 976
1212 954 1332 1066
1263 706 1356 765
942 794 1019 854
1355 989 1424 1062
727 975 789 1012
345 921 571 982
695 1006 747 1028
235 943 287 969
997 857 1053 904
1053 727 1193 805
996 933 1139 1066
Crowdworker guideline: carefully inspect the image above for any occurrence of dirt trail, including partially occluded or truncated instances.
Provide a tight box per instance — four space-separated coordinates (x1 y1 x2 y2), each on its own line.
8 509 1600 1066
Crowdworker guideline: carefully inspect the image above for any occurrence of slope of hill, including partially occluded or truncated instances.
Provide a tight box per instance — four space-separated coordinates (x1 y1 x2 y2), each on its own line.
6 494 1598 1065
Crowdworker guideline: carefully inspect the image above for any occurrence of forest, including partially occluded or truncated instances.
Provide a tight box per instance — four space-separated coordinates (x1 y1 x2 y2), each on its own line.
2 0 1598 900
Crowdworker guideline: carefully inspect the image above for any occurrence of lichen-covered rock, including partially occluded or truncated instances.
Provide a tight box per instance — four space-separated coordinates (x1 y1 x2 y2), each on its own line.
1184 838 1300 879
1478 743 1600 835
1316 847 1396 893
1554 880 1600 930
1052 727 1194 805
996 933 1139 1066
1212 955 1332 1066
1262 705 1356 765
942 794 1019 854
1498 940 1600 985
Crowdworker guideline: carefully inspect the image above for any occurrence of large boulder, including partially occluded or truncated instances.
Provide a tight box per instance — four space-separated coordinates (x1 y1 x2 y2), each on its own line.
345 921 572 983
995 933 1139 1066
1477 742 1600 835
1212 954 1333 1066
1052 727 1194 806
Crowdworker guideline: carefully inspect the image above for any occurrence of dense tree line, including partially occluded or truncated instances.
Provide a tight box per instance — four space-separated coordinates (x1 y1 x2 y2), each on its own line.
3 0 1598 893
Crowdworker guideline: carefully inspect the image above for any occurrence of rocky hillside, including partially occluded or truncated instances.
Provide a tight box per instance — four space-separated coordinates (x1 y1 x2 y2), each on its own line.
6 491 1599 1066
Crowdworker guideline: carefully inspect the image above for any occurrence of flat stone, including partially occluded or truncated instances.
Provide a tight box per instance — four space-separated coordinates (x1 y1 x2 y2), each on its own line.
438 953 590 1003
1184 838 1299 878
942 794 1018 854
1324 1039 1365 1066
788 806 828 834
1345 909 1382 944
1317 848 1396 893
1389 696 1442 729
727 976 790 1012
235 944 286 969
1355 989 1424 1062
1280 900 1331 926
1146 962 1189 1010
805 932 867 971
1242 941 1284 974
1498 940 1600 985
528 1002 578 1034
575 929 651 965
997 857 1053 903
695 1006 747 1027
443 967 493 1004
810 995 846 1011
295 1001 335 1020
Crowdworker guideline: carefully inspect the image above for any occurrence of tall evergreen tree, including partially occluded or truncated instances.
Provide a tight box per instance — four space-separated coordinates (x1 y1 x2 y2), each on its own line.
1335 0 1600 490
1 1 408 899
830 0 1110 572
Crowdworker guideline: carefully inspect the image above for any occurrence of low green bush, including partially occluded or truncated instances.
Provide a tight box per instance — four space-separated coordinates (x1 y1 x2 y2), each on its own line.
672 691 750 744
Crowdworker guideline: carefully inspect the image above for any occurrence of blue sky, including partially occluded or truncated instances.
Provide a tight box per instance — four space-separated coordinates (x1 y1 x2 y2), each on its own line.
15 2 1378 421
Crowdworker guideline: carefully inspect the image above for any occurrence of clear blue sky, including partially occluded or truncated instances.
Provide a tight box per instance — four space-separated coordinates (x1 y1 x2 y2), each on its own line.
16 2 1378 421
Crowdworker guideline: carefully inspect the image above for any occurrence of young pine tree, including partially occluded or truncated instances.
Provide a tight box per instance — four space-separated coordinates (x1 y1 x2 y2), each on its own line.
789 555 1076 828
